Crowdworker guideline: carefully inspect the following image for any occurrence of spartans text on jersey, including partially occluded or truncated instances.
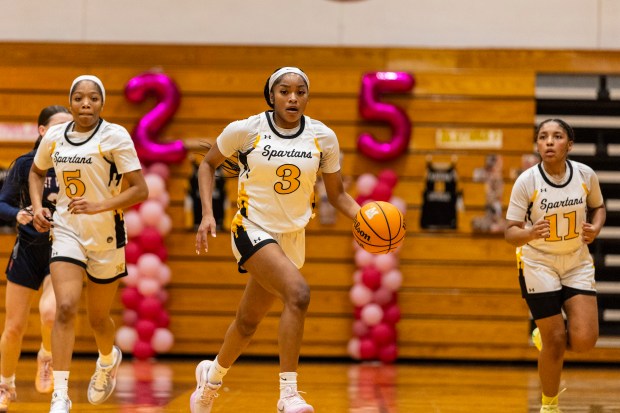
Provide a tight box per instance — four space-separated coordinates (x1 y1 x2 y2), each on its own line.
262 145 313 161
53 153 93 164
539 196 583 214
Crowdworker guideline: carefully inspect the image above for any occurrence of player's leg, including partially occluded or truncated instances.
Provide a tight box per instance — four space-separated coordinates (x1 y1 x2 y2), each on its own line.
0 281 36 408
49 261 84 412
190 274 276 413
35 275 56 394
563 292 598 352
84 248 125 405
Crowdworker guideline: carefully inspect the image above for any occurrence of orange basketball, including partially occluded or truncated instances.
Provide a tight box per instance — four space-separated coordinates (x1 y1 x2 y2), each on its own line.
352 201 406 254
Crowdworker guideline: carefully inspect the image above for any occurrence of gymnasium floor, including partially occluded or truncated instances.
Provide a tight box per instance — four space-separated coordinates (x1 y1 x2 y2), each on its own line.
7 356 620 412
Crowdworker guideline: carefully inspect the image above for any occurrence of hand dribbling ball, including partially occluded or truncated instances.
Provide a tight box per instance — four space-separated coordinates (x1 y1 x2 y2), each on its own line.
353 201 406 254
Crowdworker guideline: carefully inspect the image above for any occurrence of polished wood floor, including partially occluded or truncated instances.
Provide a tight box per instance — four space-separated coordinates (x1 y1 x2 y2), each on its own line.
6 356 620 412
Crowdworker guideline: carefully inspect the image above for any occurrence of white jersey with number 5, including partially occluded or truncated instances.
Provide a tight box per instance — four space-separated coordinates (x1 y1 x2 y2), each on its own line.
33 119 142 251
506 160 604 254
217 111 341 233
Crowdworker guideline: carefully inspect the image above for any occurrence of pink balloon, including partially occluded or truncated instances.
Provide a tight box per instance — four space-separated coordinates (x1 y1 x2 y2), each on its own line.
148 162 171 181
352 269 362 284
347 338 361 360
158 289 169 304
389 196 408 216
361 303 384 326
352 320 369 338
356 173 378 197
357 72 414 162
122 309 138 326
138 277 161 297
158 265 172 286
138 296 163 320
375 254 397 273
125 72 187 165
350 284 373 307
383 304 401 325
361 266 382 291
136 319 157 341
145 173 166 200
370 181 392 202
378 169 399 189
370 323 396 346
354 249 375 268
353 306 362 320
382 269 403 291
373 287 394 306
359 338 378 360
123 264 139 287
143 228 166 253
133 339 155 360
125 241 143 265
157 192 170 208
156 214 172 235
156 309 170 328
140 200 165 227
115 326 138 353
378 343 398 364
153 245 168 262
137 253 162 279
137 227 164 254
120 287 142 311
151 328 174 353
124 210 144 239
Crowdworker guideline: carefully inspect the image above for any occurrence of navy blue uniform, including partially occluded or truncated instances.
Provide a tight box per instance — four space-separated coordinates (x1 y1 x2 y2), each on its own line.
0 150 58 290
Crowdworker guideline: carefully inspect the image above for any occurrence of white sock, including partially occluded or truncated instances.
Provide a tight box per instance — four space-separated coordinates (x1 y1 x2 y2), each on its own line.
53 371 69 396
98 350 114 367
207 357 229 385
0 375 15 388
279 372 298 397
39 344 52 358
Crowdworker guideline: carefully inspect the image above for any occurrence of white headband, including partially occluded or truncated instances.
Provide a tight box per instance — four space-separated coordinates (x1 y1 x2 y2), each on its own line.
70 75 106 104
268 67 309 92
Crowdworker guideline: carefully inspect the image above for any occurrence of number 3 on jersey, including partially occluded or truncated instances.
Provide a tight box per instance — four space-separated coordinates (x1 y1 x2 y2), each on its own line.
63 170 86 198
274 164 301 194
544 211 579 242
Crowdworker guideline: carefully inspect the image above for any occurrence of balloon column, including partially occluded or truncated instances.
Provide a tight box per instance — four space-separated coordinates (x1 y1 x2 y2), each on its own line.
347 169 407 363
116 72 186 359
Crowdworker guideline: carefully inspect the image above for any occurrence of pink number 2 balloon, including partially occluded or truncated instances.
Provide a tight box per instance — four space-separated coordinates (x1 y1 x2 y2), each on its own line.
357 72 415 162
125 72 187 165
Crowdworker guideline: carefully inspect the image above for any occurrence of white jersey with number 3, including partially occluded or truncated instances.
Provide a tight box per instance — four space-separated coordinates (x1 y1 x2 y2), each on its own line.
217 111 341 233
506 160 604 254
33 119 142 251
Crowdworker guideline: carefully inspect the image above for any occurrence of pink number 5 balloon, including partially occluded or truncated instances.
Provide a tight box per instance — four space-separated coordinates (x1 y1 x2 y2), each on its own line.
125 72 187 164
358 72 415 162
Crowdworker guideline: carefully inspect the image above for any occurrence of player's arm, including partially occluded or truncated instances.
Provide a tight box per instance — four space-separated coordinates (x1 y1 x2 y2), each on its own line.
322 170 360 220
504 218 550 247
582 203 606 244
67 169 148 214
29 162 52 232
195 144 227 254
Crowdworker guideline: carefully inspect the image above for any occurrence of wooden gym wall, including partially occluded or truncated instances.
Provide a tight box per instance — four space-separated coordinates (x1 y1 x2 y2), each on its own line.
0 43 619 362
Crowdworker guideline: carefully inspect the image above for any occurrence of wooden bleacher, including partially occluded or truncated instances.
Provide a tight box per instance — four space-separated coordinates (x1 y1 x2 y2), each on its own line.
0 43 619 362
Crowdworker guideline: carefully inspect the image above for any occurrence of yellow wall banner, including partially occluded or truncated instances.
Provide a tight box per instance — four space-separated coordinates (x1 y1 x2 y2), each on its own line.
435 128 503 149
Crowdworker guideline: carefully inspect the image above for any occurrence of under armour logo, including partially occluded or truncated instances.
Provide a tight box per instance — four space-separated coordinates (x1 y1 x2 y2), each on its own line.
254 237 262 243
540 188 547 192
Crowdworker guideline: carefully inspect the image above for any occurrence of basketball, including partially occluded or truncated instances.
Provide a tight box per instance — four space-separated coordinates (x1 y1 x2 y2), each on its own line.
353 201 406 254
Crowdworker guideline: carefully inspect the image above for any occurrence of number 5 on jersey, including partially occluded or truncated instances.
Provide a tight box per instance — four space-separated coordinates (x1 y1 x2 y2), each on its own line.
63 170 86 198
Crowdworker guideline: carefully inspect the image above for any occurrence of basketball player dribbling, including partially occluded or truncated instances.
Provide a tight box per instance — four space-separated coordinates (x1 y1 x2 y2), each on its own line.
192 67 360 413
504 119 605 413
